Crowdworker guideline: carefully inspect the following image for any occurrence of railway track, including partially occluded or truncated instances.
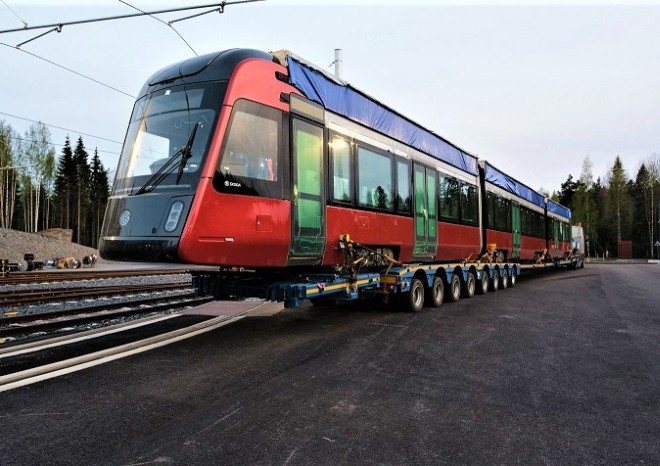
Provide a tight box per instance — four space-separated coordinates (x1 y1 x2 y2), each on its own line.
0 293 214 339
0 269 211 342
1 281 191 307
0 268 190 285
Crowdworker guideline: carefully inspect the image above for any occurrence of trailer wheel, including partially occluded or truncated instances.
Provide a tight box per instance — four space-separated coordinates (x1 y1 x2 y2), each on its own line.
477 270 489 295
462 272 476 298
404 278 425 313
448 274 461 302
490 270 499 292
500 268 509 290
509 268 517 287
425 276 444 308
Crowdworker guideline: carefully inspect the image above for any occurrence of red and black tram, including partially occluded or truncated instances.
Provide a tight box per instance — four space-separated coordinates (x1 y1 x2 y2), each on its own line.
99 48 570 269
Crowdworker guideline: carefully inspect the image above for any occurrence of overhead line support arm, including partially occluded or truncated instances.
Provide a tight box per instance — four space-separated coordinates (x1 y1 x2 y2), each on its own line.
0 1 264 35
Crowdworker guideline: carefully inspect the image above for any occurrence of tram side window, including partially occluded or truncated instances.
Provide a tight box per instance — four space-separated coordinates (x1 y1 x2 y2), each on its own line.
439 175 460 221
494 196 510 231
330 136 352 203
536 212 545 238
526 210 543 238
460 183 478 226
487 193 508 231
487 193 496 229
357 146 393 210
214 99 281 197
396 159 411 213
521 207 532 236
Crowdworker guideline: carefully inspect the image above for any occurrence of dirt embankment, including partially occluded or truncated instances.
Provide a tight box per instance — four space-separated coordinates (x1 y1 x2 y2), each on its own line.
0 228 102 264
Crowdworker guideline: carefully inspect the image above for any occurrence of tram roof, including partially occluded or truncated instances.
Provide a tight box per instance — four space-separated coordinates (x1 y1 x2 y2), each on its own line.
274 50 479 176
547 199 572 220
137 48 272 98
481 161 546 209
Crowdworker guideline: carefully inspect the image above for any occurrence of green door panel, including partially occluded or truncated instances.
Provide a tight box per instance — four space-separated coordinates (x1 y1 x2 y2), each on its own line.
512 202 521 258
413 164 437 258
426 169 437 243
290 118 325 259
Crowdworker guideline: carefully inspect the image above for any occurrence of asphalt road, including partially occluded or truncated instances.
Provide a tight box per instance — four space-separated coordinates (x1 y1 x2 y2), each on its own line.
1 264 659 466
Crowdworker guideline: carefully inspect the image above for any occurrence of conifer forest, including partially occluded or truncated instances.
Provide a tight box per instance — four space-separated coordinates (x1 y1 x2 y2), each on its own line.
1 120 110 248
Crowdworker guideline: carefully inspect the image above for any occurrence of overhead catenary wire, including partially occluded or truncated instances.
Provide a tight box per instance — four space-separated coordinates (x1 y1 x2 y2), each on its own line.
0 1 265 35
0 1 265 163
0 0 27 28
7 135 119 156
0 42 136 99
0 111 123 146
117 0 198 56
168 1 256 25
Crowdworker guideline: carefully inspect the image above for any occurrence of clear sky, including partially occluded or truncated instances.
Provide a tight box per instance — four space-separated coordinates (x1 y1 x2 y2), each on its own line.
1 1 659 194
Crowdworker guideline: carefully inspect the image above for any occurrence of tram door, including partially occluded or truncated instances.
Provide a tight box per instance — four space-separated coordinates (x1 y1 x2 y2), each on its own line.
288 117 325 264
413 163 437 259
551 218 560 256
511 202 522 259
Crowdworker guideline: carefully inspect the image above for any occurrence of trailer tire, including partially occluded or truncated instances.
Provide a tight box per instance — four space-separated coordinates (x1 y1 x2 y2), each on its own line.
404 278 425 313
509 268 517 287
425 276 444 308
477 270 489 295
448 274 461 302
462 272 476 298
490 270 499 292
500 268 509 290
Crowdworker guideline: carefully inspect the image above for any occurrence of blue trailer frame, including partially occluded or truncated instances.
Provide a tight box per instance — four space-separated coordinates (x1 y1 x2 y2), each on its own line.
196 260 522 312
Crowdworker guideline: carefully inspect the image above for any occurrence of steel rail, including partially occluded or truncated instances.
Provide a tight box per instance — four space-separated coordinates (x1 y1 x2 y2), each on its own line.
0 294 213 339
0 281 191 307
0 310 251 393
0 268 191 285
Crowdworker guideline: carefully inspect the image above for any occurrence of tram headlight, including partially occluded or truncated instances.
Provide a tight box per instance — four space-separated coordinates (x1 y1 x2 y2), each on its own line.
164 201 184 232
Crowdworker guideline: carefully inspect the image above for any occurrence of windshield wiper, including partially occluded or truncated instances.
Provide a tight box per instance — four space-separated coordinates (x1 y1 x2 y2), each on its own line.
133 122 199 196
176 122 199 184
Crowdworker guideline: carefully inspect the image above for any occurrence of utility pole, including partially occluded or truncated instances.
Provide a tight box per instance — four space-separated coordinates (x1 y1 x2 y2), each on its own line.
332 49 343 79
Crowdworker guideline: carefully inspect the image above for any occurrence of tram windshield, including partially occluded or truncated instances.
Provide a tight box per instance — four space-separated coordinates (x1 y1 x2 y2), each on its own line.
112 82 225 195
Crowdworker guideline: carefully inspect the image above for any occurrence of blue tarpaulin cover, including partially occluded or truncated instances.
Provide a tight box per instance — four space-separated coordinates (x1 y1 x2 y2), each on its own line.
483 162 546 209
286 56 479 176
547 199 572 220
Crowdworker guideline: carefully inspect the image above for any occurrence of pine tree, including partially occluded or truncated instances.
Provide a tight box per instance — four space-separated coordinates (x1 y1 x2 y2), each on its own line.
558 174 578 208
592 177 609 256
89 148 110 248
73 136 91 244
53 136 76 229
604 156 631 255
